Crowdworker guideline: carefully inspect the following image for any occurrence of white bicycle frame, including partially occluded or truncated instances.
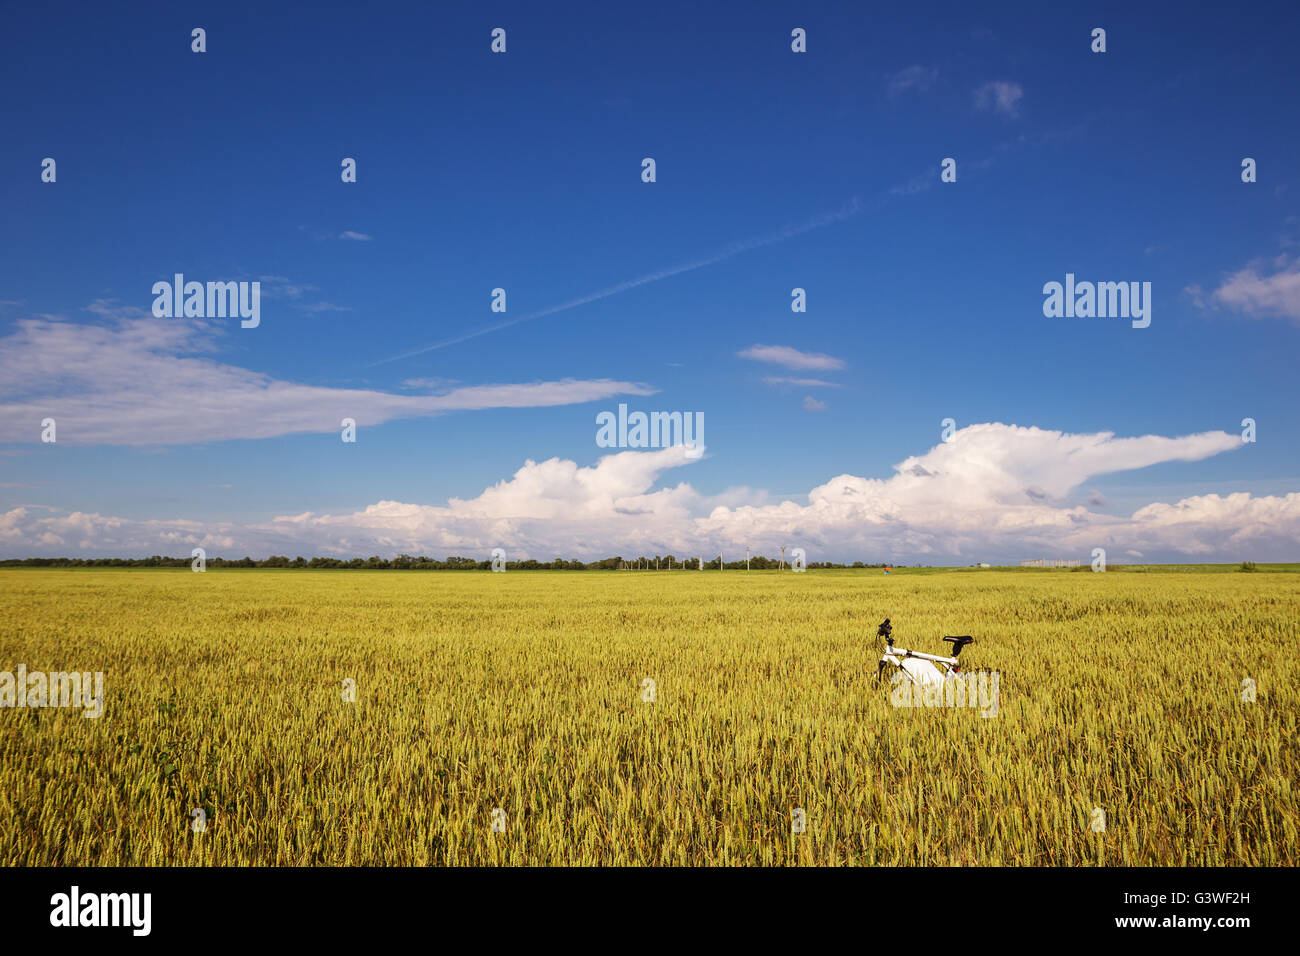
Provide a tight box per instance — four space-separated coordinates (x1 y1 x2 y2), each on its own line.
879 644 960 688
875 620 975 688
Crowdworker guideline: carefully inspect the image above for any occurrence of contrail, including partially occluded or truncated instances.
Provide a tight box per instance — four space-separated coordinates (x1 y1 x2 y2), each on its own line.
368 195 866 366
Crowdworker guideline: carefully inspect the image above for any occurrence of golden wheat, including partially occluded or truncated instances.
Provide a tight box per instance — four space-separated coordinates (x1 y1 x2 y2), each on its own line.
0 567 1295 865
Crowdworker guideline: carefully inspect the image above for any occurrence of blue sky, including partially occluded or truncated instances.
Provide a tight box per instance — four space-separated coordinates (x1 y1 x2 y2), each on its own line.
2 0 1298 562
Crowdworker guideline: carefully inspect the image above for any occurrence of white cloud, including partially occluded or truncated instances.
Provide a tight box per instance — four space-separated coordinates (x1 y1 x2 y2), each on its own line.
802 396 828 411
0 315 655 445
1200 254 1300 322
738 344 846 371
402 377 459 390
338 231 373 241
5 423 1293 564
763 376 841 388
974 81 1023 117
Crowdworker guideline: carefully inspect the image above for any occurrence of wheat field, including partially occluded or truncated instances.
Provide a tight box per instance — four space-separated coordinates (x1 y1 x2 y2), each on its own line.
0 567 1296 866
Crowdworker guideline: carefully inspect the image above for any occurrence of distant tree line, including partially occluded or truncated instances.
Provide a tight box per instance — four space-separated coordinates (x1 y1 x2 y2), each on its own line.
0 554 900 570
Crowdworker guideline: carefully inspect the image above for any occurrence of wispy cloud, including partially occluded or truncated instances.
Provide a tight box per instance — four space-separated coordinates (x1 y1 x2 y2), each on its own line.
974 80 1024 118
762 376 841 388
370 198 867 365
802 396 828 412
0 313 655 445
887 64 938 97
255 275 351 314
257 275 314 300
300 227 374 242
401 377 459 391
298 302 352 314
367 133 1063 368
738 345 846 372
1191 254 1300 323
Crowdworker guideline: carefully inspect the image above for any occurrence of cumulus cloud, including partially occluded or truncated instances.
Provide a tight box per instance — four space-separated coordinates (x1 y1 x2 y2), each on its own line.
4 423 1292 564
738 344 846 371
0 315 654 445
974 81 1023 117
